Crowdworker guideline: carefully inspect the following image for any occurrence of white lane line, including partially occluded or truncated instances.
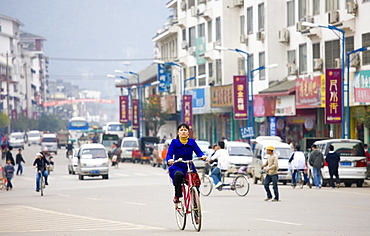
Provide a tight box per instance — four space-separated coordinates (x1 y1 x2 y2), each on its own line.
134 173 148 176
85 197 100 201
125 202 146 206
115 173 129 177
58 194 70 197
256 218 302 226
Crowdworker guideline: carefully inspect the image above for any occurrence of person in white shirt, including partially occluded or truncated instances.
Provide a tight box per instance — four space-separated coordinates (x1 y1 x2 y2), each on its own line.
206 141 229 189
288 145 311 188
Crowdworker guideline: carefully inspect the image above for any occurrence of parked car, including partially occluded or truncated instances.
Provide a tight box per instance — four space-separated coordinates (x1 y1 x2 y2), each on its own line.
77 143 109 180
9 132 25 149
27 130 41 146
192 140 211 169
68 148 79 175
120 137 139 162
310 139 367 187
225 141 253 175
41 133 58 154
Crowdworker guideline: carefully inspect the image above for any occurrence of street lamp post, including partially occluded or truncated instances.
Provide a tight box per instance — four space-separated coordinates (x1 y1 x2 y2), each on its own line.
303 21 346 139
128 71 142 139
346 47 370 139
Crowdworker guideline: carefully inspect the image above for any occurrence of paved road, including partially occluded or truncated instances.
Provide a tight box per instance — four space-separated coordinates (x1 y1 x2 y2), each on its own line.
1 145 370 235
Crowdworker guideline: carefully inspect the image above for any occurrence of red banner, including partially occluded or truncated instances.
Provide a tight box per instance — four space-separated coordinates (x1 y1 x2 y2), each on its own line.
296 76 321 108
119 96 129 123
325 69 342 124
42 99 115 107
132 99 139 130
233 75 248 120
182 95 193 130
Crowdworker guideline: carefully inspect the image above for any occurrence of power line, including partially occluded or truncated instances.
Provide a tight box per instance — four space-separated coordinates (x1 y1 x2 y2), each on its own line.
48 57 154 62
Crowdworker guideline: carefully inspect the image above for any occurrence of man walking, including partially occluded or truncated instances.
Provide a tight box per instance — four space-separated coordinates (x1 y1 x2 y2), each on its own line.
289 145 311 188
16 148 26 175
261 146 279 202
326 145 341 188
6 146 15 165
309 144 324 188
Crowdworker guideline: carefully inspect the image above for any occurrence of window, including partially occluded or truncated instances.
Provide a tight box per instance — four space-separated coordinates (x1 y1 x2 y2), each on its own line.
298 0 307 20
313 0 320 15
198 23 205 37
198 64 206 86
287 1 295 27
182 29 186 41
207 20 212 42
189 66 197 87
188 0 195 9
249 54 254 73
299 44 307 74
215 59 222 84
287 50 296 74
208 62 213 78
247 7 253 34
240 15 245 36
346 36 354 54
326 0 339 12
364 0 370 3
238 58 246 75
259 52 265 80
189 26 196 47
325 39 340 68
363 33 370 65
216 17 221 42
313 43 321 66
258 3 264 31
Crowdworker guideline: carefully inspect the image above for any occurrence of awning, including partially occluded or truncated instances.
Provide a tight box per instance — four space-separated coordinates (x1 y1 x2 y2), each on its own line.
258 80 296 97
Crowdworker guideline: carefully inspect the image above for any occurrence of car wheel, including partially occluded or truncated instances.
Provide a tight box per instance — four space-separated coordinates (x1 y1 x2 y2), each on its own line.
344 182 352 187
282 181 287 185
356 180 364 187
102 175 109 179
79 175 84 180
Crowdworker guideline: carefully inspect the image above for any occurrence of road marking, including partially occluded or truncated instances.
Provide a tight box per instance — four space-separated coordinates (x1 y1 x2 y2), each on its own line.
134 173 148 176
125 202 146 206
115 173 129 177
256 218 302 226
58 194 71 197
85 197 100 201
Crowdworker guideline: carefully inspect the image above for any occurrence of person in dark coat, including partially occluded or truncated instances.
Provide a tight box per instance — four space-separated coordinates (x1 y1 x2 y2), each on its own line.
3 159 15 190
309 144 324 188
16 148 26 175
6 146 15 165
325 145 341 188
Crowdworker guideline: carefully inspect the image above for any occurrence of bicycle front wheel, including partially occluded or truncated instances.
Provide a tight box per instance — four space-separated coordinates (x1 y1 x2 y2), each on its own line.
299 172 304 189
40 174 44 196
175 198 186 230
200 175 212 196
190 187 202 231
234 175 250 197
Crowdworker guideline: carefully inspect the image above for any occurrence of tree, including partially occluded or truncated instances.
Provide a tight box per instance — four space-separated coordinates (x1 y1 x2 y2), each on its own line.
364 107 370 130
143 95 171 137
0 113 10 132
11 113 38 132
37 114 67 132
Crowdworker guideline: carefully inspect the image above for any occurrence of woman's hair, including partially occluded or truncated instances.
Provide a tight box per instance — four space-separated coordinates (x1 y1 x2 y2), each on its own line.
176 123 190 139
218 140 225 149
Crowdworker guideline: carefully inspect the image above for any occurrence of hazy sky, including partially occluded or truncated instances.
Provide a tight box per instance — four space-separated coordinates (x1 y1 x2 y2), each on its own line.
0 0 170 99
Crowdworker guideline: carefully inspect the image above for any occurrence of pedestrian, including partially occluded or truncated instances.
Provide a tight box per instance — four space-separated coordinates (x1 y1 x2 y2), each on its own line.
6 146 15 165
326 145 341 188
111 143 118 167
261 146 279 202
205 140 229 189
365 144 370 180
289 145 311 188
16 148 26 175
308 144 324 188
3 159 15 191
161 144 169 170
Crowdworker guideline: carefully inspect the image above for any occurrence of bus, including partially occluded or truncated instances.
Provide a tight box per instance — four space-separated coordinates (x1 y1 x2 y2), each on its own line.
68 117 89 143
103 122 125 138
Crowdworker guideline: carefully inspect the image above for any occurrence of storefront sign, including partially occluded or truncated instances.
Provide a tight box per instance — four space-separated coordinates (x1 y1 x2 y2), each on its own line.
275 95 296 116
196 37 206 65
240 126 254 138
210 84 233 107
157 63 172 93
352 70 370 104
182 95 193 130
119 96 129 123
185 88 205 108
321 75 326 107
254 95 276 117
233 76 248 120
269 117 276 136
296 76 321 108
325 69 342 124
276 118 285 131
132 99 139 129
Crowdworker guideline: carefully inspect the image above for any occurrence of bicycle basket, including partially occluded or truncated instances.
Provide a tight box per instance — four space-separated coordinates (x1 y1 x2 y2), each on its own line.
186 172 201 187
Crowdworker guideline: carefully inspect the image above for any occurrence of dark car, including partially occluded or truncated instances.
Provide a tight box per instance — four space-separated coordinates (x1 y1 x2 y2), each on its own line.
132 137 160 164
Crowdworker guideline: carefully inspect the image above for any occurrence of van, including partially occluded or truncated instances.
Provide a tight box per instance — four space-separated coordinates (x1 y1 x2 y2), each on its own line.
77 143 109 180
27 130 41 146
225 141 253 175
120 137 139 162
41 133 58 154
310 139 367 187
249 141 293 185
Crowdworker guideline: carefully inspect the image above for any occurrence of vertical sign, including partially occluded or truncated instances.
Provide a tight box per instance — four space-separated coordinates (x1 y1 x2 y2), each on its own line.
325 69 342 124
157 63 172 92
132 99 139 129
269 117 276 136
182 95 193 130
119 96 129 123
233 75 248 120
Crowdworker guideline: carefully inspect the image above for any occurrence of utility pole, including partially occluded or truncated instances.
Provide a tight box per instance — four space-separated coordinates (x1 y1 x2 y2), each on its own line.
6 52 11 134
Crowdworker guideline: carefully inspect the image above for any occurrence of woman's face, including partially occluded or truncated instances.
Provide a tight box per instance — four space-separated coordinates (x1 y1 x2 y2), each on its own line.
178 126 189 138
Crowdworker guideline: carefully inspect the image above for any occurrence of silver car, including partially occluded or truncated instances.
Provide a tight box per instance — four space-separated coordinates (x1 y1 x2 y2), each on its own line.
41 134 58 154
9 132 25 149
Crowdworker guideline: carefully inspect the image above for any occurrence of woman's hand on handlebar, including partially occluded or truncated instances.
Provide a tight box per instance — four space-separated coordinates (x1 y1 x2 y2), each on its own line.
167 159 174 166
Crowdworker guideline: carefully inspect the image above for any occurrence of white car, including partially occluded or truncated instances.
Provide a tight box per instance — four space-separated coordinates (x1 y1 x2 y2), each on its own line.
68 148 79 175
9 132 25 149
41 133 58 154
193 140 210 169
225 141 253 175
120 137 139 162
27 130 41 146
77 144 109 180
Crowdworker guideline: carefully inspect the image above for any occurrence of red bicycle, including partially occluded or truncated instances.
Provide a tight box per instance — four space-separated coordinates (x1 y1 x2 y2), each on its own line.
173 158 202 232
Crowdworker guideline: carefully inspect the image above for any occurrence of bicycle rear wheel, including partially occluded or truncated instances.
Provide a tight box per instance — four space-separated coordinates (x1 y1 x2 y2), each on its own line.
190 187 202 231
200 175 212 196
234 175 250 197
175 198 186 230
299 172 304 189
40 174 44 196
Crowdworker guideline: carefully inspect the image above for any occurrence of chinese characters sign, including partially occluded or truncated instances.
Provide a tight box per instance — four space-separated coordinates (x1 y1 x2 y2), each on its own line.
119 96 129 123
353 70 370 103
269 117 276 136
240 126 254 138
210 85 233 107
182 95 193 130
132 99 139 129
325 69 342 124
157 63 172 92
296 76 321 108
233 76 248 120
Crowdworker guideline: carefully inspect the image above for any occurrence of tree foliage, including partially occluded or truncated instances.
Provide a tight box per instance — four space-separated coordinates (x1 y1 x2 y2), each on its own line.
143 95 171 137
0 113 10 131
8 113 67 133
364 107 370 130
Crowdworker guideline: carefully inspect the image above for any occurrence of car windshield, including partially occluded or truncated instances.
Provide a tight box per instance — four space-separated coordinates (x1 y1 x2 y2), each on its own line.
331 142 366 157
43 137 56 142
108 125 123 131
122 140 138 148
11 134 23 139
102 140 116 147
264 148 292 159
28 133 40 137
81 148 106 159
228 146 253 156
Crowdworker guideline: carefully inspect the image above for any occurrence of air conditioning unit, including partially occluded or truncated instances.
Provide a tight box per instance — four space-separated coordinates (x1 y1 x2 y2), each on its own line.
188 47 196 56
347 2 357 15
278 29 289 43
213 41 221 48
313 58 323 71
350 55 360 67
289 64 298 75
181 0 186 11
234 0 244 7
199 0 206 4
256 31 264 41
304 15 314 23
328 10 340 24
181 40 188 49
191 6 198 17
296 21 307 32
240 34 248 44
334 58 341 68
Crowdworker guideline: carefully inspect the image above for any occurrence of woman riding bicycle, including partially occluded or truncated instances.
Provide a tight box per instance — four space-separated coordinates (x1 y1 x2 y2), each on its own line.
166 123 206 203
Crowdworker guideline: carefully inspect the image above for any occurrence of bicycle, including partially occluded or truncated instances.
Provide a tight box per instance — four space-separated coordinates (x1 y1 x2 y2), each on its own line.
200 166 250 197
291 170 306 189
37 170 45 196
173 158 202 232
